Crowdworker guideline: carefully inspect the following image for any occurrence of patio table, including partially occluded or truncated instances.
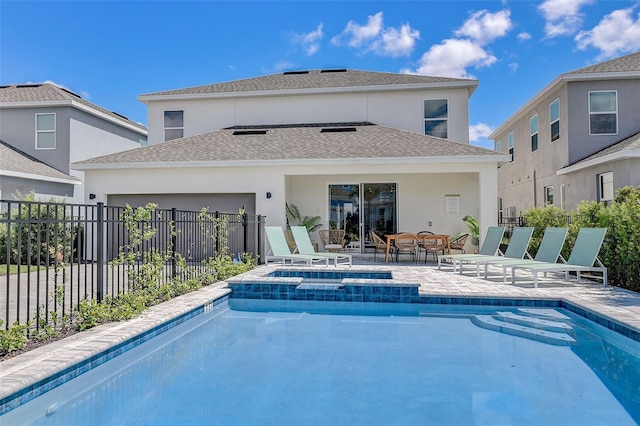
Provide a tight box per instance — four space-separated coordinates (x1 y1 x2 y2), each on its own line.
384 233 450 262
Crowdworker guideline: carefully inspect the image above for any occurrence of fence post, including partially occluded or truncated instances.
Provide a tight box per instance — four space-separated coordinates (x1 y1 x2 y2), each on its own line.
171 208 177 278
96 202 104 302
215 211 220 255
242 212 248 253
257 215 263 264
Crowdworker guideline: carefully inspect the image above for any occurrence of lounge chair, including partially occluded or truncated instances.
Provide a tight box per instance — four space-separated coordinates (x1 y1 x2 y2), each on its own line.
481 227 568 282
455 227 534 275
510 227 607 288
265 226 329 266
290 226 352 266
438 226 505 271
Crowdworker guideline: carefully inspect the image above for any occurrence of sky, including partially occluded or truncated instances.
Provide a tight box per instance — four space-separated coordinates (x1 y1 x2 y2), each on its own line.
2 0 640 149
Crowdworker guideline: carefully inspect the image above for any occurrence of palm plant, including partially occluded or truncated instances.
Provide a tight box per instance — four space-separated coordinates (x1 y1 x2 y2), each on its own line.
462 214 480 251
285 203 322 232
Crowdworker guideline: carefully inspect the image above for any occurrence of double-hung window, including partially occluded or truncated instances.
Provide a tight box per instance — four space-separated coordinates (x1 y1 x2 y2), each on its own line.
598 172 614 202
549 99 560 142
530 115 538 152
424 99 448 138
36 113 56 149
164 110 184 141
589 91 617 135
507 131 514 162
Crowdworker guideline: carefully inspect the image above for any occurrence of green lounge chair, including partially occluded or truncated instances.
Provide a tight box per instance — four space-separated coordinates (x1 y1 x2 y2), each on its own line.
455 227 535 275
484 227 568 282
510 227 607 288
265 226 329 266
290 226 352 266
438 226 505 271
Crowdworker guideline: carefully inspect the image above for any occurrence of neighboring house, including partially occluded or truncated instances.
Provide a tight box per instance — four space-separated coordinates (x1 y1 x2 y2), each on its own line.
73 69 508 252
490 51 640 217
0 83 147 203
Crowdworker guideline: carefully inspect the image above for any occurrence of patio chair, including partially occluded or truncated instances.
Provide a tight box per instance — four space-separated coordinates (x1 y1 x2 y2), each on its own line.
509 227 607 288
290 226 352 266
438 226 505 271
319 229 346 253
416 230 434 260
455 227 534 275
370 231 388 263
265 226 329 266
480 227 568 282
448 233 469 254
392 232 419 263
422 235 448 264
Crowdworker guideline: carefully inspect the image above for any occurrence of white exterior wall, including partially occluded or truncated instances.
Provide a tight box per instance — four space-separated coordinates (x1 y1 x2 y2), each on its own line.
146 88 471 145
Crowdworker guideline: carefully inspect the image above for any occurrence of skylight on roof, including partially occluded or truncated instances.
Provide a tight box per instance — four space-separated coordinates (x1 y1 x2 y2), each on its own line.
320 127 356 133
320 69 347 73
16 84 42 88
283 71 309 75
232 130 268 135
60 87 82 98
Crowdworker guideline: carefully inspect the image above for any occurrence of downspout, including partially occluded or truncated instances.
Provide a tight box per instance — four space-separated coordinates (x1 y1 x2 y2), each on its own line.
532 170 537 207
560 184 565 210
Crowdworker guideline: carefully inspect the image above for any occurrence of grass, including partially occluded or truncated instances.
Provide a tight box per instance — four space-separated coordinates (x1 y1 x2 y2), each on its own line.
0 264 45 276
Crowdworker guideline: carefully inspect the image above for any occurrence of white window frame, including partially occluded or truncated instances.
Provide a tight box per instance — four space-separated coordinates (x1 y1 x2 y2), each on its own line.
164 110 184 141
495 140 502 153
544 186 553 205
423 99 448 139
530 114 538 152
507 132 514 162
549 98 560 142
588 91 618 136
598 172 614 202
35 113 56 150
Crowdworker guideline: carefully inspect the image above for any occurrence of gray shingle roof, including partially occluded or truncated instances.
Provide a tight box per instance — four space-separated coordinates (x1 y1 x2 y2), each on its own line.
566 51 640 74
0 140 81 183
0 83 147 132
73 122 502 168
570 131 640 166
140 69 478 97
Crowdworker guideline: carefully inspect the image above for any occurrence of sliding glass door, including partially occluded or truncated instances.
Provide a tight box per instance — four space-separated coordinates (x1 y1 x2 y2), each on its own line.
328 183 397 252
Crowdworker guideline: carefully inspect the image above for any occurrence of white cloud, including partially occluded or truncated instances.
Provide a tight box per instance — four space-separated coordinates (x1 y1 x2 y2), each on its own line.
332 12 419 57
575 7 640 58
509 62 519 72
408 39 497 78
332 12 383 48
538 0 594 38
455 10 512 45
517 32 532 41
291 23 324 56
469 122 495 144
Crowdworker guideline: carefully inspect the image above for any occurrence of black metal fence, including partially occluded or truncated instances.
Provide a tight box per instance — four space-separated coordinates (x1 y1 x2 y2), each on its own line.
1 199 264 330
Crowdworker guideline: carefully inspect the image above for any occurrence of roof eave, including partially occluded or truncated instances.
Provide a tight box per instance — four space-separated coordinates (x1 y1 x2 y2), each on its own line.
0 170 82 185
556 150 640 175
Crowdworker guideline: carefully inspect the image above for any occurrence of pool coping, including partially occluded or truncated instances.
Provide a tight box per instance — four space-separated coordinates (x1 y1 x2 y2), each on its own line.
2 263 640 415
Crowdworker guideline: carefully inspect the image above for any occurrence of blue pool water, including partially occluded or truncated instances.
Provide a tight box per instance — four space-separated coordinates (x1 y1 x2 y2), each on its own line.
3 299 640 425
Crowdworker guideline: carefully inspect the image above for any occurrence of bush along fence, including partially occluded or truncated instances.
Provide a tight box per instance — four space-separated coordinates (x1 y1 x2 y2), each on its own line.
501 185 640 292
0 199 265 340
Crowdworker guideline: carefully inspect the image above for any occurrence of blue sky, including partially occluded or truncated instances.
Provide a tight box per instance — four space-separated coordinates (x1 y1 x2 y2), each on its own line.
2 1 639 149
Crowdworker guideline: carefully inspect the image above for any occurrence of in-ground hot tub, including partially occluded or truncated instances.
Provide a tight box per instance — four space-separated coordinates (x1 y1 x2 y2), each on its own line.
226 267 421 303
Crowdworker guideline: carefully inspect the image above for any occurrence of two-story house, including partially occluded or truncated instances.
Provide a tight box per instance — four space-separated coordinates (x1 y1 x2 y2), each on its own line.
490 51 640 217
0 83 148 203
73 69 508 251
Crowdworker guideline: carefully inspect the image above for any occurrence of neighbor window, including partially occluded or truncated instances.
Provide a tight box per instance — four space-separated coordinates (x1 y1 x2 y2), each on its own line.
549 99 560 142
530 114 538 152
507 132 514 161
495 140 502 153
544 186 553 205
164 110 184 141
424 99 448 138
589 91 617 135
598 172 614 202
36 113 56 149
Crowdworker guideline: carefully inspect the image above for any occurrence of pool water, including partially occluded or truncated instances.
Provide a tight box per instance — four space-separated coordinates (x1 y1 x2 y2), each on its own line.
3 299 640 425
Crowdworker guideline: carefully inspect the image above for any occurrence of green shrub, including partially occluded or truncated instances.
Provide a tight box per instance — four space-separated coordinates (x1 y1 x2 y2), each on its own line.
523 205 571 259
0 320 29 354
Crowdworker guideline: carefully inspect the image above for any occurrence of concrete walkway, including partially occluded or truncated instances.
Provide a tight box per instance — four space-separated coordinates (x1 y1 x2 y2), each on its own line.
2 260 639 409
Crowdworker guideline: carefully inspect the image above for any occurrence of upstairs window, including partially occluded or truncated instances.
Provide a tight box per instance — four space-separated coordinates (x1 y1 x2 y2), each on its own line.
589 91 617 135
36 113 56 149
549 99 560 142
495 140 502 153
507 131 514 162
424 99 448 138
164 110 184 141
544 186 553 205
530 114 538 152
598 172 614 202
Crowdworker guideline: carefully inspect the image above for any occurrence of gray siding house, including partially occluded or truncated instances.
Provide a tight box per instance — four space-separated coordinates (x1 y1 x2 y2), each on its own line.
490 51 640 215
0 83 147 203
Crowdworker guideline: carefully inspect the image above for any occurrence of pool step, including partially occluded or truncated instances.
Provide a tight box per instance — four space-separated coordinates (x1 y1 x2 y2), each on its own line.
471 315 576 346
516 308 571 320
296 283 343 290
496 311 572 333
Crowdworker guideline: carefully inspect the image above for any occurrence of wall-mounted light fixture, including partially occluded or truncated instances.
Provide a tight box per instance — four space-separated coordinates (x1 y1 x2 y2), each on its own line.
266 192 272 199
89 193 96 200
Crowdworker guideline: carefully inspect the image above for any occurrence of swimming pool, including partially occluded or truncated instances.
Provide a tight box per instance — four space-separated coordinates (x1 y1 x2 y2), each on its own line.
3 298 639 425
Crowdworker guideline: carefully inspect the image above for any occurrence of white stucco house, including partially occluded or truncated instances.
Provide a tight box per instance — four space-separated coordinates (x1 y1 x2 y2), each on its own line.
72 69 508 254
